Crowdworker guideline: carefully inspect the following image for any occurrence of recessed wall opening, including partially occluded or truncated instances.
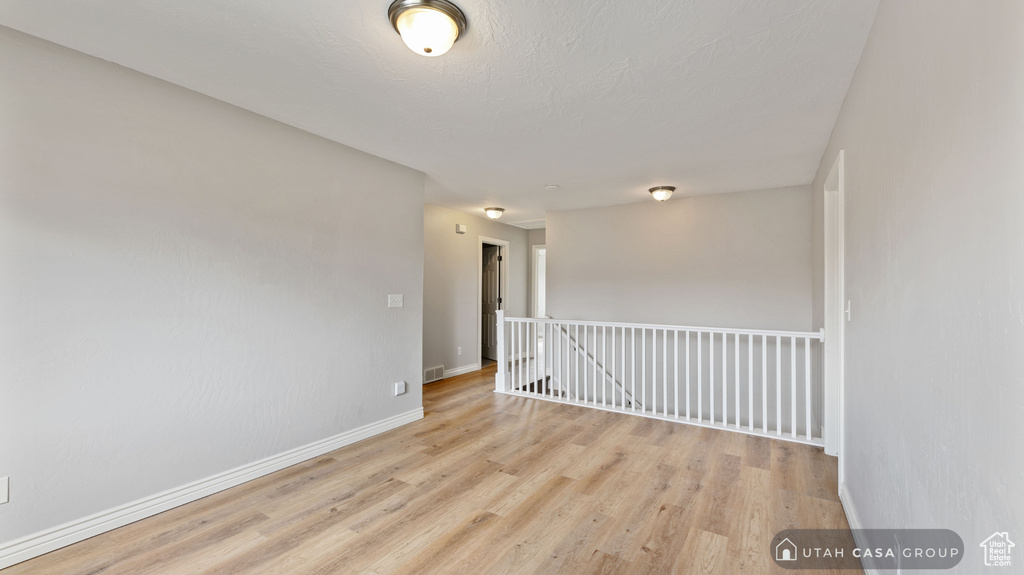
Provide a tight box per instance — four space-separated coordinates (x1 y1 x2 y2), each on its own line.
532 245 546 319
479 237 509 369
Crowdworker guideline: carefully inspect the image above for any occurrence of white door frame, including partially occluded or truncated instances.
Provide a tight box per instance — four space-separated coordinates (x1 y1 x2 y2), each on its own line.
531 244 546 318
823 150 846 484
478 236 510 370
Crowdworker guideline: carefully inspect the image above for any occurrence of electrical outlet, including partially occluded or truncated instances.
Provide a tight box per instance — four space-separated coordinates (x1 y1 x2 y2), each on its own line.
0 477 8 505
457 347 462 355
394 381 406 396
388 294 403 308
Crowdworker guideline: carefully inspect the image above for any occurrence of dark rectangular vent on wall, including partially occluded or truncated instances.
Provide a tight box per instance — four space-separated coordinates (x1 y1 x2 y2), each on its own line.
424 366 445 383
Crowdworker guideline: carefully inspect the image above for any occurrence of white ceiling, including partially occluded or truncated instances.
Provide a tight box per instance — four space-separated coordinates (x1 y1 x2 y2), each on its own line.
0 0 878 228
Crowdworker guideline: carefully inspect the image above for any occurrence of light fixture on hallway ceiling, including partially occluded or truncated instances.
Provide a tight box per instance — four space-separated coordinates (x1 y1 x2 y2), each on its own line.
649 186 675 201
484 207 505 219
388 0 467 57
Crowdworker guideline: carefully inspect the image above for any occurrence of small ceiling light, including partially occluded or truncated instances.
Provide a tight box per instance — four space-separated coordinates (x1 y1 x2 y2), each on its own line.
649 186 675 201
388 0 467 57
484 207 505 219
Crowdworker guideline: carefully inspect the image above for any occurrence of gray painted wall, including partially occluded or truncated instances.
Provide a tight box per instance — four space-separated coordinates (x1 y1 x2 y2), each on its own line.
423 205 528 375
811 0 1023 563
528 229 547 248
546 187 813 331
0 27 424 544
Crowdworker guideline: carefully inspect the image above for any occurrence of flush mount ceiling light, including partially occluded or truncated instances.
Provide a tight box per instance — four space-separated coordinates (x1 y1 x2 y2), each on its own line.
649 186 676 201
484 207 505 219
388 0 467 57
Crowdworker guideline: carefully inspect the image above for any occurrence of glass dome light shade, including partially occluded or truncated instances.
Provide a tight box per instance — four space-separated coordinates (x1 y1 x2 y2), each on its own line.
395 6 460 57
649 186 675 201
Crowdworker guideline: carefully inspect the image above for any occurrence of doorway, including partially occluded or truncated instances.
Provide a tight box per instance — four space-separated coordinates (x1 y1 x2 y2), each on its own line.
532 245 546 318
823 149 846 483
479 237 509 367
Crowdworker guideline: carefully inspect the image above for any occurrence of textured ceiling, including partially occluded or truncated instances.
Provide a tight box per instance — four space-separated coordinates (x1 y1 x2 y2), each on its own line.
0 0 878 228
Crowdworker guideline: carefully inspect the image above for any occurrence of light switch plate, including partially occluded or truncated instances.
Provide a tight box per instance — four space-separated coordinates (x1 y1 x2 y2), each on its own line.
388 294 403 308
0 477 9 504
394 381 407 396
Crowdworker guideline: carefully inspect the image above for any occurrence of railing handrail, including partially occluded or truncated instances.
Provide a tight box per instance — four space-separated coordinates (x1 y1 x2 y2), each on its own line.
503 315 824 341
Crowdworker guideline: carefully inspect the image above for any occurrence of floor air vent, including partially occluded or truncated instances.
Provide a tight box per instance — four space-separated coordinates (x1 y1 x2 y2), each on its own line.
424 366 445 383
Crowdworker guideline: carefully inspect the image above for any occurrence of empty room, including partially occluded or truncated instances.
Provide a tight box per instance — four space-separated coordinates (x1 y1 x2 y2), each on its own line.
1 1 1021 573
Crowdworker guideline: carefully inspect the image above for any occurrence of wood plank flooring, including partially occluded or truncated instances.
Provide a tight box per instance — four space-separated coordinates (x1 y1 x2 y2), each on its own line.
3 365 859 574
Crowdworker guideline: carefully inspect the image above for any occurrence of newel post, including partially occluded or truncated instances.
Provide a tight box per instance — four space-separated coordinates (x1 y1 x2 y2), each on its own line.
495 310 507 392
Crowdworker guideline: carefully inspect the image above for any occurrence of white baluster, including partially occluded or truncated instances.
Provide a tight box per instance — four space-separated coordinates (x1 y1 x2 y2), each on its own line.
559 323 565 398
805 337 812 440
545 322 551 398
686 331 691 420
663 329 668 417
574 324 580 401
762 334 767 434
776 335 782 436
697 331 703 423
748 333 754 431
735 333 740 429
631 327 637 412
602 325 608 406
621 327 627 410
519 321 524 391
674 330 679 418
791 336 797 438
710 332 715 425
641 329 647 413
652 328 657 416
722 331 727 426
592 325 598 405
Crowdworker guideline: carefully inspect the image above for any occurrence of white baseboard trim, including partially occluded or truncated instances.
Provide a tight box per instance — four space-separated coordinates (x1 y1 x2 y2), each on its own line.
839 481 863 531
0 408 424 570
443 363 480 378
839 481 870 573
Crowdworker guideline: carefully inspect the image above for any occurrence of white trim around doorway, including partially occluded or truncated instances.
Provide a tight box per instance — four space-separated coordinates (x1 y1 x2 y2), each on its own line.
478 236 510 373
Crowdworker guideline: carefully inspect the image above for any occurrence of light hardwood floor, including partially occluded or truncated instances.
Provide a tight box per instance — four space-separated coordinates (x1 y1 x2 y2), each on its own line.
3 365 859 574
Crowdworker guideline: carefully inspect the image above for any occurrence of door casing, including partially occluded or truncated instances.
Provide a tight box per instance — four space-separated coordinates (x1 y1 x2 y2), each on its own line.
478 236 510 369
823 150 846 488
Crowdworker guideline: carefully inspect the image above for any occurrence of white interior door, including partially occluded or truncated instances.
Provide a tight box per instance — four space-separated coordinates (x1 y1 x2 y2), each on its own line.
481 245 501 360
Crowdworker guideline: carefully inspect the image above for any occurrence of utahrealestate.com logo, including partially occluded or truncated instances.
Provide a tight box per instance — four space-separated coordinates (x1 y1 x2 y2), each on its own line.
771 529 963 570
980 532 1014 567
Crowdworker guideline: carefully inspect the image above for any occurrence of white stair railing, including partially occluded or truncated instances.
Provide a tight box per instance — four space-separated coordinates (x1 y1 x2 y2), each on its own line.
553 322 639 409
494 311 826 446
